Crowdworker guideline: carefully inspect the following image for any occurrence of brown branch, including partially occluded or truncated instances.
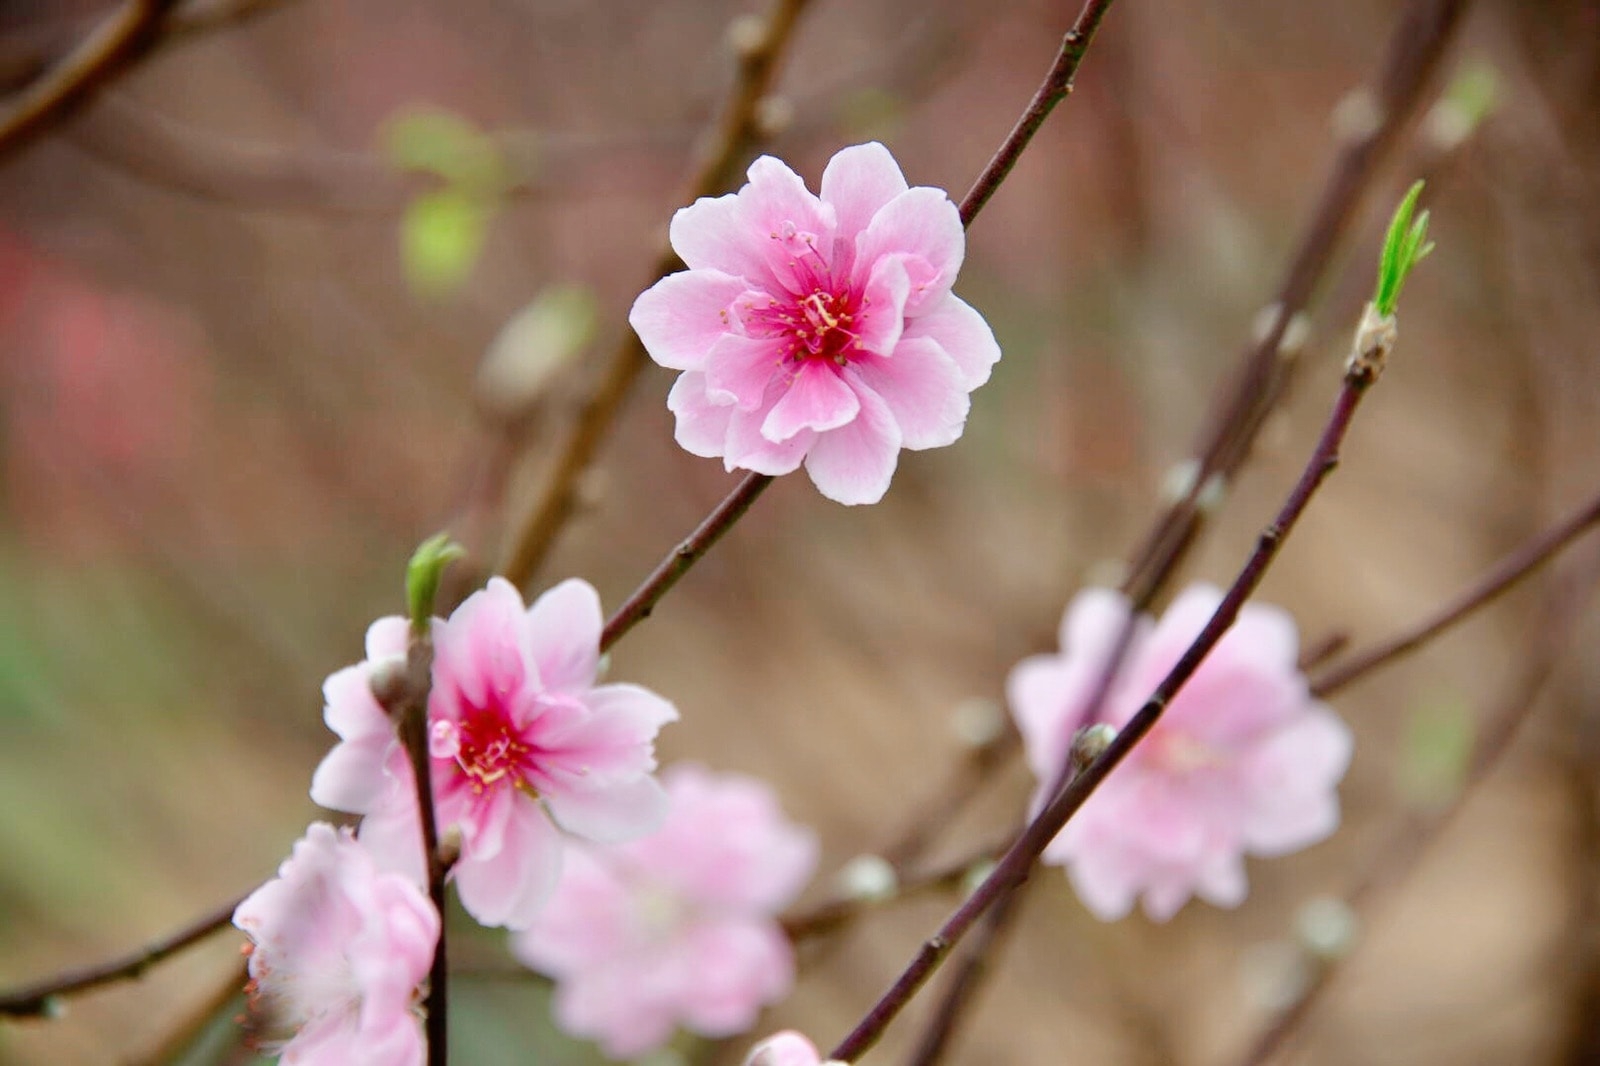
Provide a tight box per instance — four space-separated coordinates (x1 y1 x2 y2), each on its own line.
0 0 180 160
1121 0 1470 607
1235 552 1600 1066
828 308 1393 1061
1310 484 1600 696
0 893 246 1017
498 0 815 590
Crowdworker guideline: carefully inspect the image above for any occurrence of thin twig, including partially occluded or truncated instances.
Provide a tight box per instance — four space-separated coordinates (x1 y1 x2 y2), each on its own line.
1310 484 1600 696
0 0 179 159
905 880 1031 1066
955 0 1117 227
383 631 450 1066
829 319 1390 1062
781 841 1005 942
594 0 1119 649
1121 0 1469 607
0 893 246 1017
498 0 815 590
1236 551 1600 1066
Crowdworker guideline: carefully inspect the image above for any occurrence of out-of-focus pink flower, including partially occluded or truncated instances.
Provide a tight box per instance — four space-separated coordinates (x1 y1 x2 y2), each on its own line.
312 577 678 929
743 1031 844 1066
630 141 1000 505
1008 585 1354 922
233 823 438 1066
510 764 818 1059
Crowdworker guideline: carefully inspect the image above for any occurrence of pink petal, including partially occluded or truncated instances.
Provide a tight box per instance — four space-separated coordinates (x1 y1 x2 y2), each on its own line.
745 1032 825 1066
820 142 909 242
670 190 781 290
364 616 411 662
357 800 429 888
852 186 963 313
523 577 603 695
852 253 911 357
510 848 635 973
310 732 395 813
674 920 795 1035
704 333 786 411
556 965 678 1060
1240 709 1353 854
761 361 860 442
904 293 1002 389
321 663 392 743
725 395 814 475
432 578 537 713
454 801 564 929
849 339 969 449
801 381 903 504
1065 849 1141 921
1195 852 1249 910
1006 655 1084 783
630 270 753 371
739 156 838 294
668 371 735 458
544 773 669 844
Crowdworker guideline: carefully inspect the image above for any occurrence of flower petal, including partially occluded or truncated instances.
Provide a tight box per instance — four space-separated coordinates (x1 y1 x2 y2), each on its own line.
523 578 602 695
821 142 909 241
850 338 969 449
904 292 1002 389
739 155 838 294
852 253 911 357
725 395 814 475
668 371 735 458
761 361 860 442
670 191 780 289
802 381 903 504
704 333 785 412
454 802 564 929
852 186 963 313
545 773 669 844
630 270 752 371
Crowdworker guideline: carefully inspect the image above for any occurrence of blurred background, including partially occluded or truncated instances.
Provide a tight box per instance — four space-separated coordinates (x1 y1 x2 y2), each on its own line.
2 0 1600 1062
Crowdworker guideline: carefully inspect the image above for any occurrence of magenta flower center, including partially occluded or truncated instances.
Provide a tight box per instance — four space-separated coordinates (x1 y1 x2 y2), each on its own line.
451 707 532 795
736 226 868 365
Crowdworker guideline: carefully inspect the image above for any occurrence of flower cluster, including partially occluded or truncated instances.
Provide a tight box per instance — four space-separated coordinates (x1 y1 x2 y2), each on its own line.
1008 585 1354 922
512 764 818 1058
314 577 678 929
632 142 1001 505
233 824 438 1066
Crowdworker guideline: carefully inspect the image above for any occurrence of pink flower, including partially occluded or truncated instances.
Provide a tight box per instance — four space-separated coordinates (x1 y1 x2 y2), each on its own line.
1008 585 1354 922
510 763 818 1059
312 577 678 930
743 1031 842 1066
630 141 1000 505
233 823 438 1066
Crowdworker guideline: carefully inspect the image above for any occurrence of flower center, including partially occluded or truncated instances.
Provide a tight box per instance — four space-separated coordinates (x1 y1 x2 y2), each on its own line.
434 710 532 795
739 286 860 366
1147 729 1225 776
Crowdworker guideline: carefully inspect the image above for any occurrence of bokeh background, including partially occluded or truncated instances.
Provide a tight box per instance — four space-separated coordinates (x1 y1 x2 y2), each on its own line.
3 0 1600 1063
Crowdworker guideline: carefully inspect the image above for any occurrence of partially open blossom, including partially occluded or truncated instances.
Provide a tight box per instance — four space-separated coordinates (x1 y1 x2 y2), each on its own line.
233 823 438 1066
312 577 678 929
630 141 1000 505
743 1031 843 1066
1008 586 1354 922
511 763 818 1059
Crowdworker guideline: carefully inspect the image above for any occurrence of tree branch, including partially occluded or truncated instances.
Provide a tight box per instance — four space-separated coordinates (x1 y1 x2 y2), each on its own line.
829 311 1393 1062
0 0 180 159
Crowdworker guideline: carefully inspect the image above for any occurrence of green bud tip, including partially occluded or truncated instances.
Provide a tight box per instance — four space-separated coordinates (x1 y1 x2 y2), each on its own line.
1374 180 1436 318
406 533 466 634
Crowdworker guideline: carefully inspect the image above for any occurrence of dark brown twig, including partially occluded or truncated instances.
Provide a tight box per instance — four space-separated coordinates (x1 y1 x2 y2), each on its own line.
1236 552 1600 1066
0 893 246 1017
1310 485 1600 696
499 0 815 590
0 0 179 159
829 315 1391 1062
595 0 1119 650
1121 0 1469 607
